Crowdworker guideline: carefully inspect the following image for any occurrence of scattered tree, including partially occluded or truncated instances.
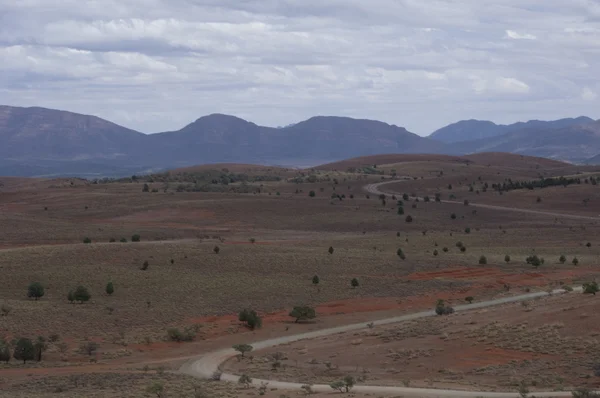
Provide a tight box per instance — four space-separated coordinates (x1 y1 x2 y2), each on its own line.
586 242 592 248
34 336 47 361
142 183 150 193
289 306 317 323
13 338 35 364
80 341 98 356
435 299 455 316
105 281 114 296
141 260 149 270
238 374 252 388
233 344 254 358
465 227 471 234
27 282 45 301
397 206 405 215
120 237 127 243
109 238 116 243
450 213 457 220
433 249 439 256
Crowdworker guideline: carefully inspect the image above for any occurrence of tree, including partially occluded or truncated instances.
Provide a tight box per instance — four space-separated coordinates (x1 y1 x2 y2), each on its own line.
504 255 511 263
583 281 599 295
34 336 47 362
526 255 542 267
559 254 566 264
573 257 579 266
405 215 413 223
351 278 359 288
312 275 320 286
213 245 220 254
465 227 471 234
131 234 141 242
232 344 253 358
586 242 592 248
73 286 91 303
67 290 75 303
402 193 409 201
450 213 457 220
464 199 469 206
572 388 600 398
289 306 316 323
328 246 334 255
465 296 474 304
435 299 454 316
83 237 92 244
106 281 114 296
397 248 406 260
141 260 149 270
397 206 405 215
238 309 262 329
27 282 45 300
0 339 10 363
120 237 127 243
433 249 439 256
80 341 98 356
142 183 150 193
13 337 35 364
479 255 487 265
309 191 316 197
342 375 355 392
330 381 345 392
238 374 252 388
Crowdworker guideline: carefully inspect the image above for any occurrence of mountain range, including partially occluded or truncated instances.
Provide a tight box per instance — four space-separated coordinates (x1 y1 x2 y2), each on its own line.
1 105 599 177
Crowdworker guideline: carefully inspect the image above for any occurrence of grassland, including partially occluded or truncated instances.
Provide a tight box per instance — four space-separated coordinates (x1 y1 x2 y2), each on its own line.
1 153 599 396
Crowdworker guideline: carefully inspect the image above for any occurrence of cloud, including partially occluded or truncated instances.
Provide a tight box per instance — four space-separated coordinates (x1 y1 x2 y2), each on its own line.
505 30 537 40
0 0 598 135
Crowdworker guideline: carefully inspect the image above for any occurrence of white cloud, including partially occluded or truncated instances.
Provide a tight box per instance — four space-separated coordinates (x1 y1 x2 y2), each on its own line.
0 0 598 135
505 30 537 40
582 87 598 101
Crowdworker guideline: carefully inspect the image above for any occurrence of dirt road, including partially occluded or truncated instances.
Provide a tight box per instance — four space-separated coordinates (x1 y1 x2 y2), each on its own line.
180 287 588 397
364 180 600 222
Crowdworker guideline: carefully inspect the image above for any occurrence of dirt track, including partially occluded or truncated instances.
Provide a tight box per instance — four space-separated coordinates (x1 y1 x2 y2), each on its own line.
179 287 591 397
364 180 600 222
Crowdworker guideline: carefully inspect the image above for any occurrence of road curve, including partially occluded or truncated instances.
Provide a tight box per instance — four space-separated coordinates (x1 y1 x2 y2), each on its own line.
365 180 600 222
180 287 588 397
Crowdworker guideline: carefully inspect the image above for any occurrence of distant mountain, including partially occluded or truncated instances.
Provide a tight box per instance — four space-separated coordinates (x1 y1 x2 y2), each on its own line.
0 107 445 176
430 117 594 144
448 119 600 163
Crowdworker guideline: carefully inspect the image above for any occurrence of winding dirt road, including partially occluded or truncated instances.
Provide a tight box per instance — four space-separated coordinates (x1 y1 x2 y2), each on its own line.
180 287 590 397
365 180 600 222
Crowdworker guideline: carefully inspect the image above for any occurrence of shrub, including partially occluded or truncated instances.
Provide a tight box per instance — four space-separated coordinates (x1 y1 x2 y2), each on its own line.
464 199 469 206
456 241 463 248
559 254 566 264
402 193 409 200
249 238 256 244
397 206 404 215
465 227 471 234
105 282 114 296
450 213 456 220
27 282 45 300
120 237 127 243
504 255 511 263
435 299 454 316
479 255 487 265
583 282 599 295
83 237 92 244
131 234 141 242
433 249 438 256
572 388 600 398
312 275 320 285
586 242 592 248
0 339 10 363
405 215 413 223
109 238 116 243
424 196 430 202
73 286 91 303
442 247 449 252
330 381 345 392
397 248 406 260
289 306 317 323
238 374 252 388
465 296 474 304
460 246 467 252
13 338 35 363
142 183 150 192
67 290 75 303
351 278 359 288
167 326 199 342
573 257 579 266
328 246 334 254
238 309 262 329
141 261 149 270
526 255 542 267
309 191 316 197
146 381 164 397
213 245 220 254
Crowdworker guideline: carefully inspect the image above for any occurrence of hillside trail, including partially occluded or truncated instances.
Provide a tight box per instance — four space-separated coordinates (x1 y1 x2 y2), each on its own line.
364 180 600 222
180 287 589 397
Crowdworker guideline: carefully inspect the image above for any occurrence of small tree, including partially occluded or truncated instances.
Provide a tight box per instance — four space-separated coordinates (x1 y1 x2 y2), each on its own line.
289 306 316 323
120 237 127 243
34 336 47 362
330 381 345 392
80 341 98 356
238 309 262 330
142 183 150 193
573 257 579 266
435 299 454 316
0 339 10 363
586 242 592 248
73 286 91 303
559 254 566 264
27 282 45 300
450 213 457 220
309 191 316 197
141 261 149 270
351 278 359 288
13 337 35 364
465 296 474 304
342 375 355 392
504 255 511 263
583 282 599 295
233 344 253 358
131 234 141 242
83 237 92 244
106 281 114 296
397 248 406 260
464 199 469 206
312 275 320 286
479 255 487 265
405 215 413 223
67 290 75 303
465 227 471 234
328 246 334 255
213 245 220 254
433 249 439 256
238 374 252 388
397 206 405 215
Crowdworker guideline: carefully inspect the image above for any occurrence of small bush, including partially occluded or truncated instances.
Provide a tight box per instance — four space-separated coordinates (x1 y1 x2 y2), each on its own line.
167 327 198 342
433 249 438 256
312 275 320 285
13 338 35 363
328 246 334 254
465 227 471 234
573 257 579 266
450 213 456 220
397 248 406 260
442 247 449 252
464 199 469 206
460 246 467 252
79 341 98 356
559 254 566 264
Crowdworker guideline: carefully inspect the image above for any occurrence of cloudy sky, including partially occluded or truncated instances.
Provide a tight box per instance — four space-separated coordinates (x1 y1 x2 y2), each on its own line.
1 0 599 135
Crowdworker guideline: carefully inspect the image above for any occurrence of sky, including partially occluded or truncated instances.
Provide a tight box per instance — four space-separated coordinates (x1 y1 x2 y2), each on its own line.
0 0 599 136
